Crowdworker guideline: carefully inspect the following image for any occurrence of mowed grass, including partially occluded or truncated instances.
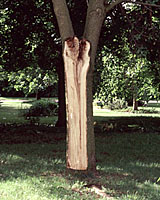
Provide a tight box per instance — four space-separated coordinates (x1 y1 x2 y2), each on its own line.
0 97 160 199
1 97 160 124
0 133 160 199
0 97 57 125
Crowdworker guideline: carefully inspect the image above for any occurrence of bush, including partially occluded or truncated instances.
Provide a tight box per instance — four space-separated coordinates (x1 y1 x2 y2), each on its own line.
23 100 58 118
107 98 128 110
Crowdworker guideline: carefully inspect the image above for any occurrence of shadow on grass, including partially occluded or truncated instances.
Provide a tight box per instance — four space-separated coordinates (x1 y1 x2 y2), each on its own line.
147 102 160 108
94 116 160 133
0 124 160 199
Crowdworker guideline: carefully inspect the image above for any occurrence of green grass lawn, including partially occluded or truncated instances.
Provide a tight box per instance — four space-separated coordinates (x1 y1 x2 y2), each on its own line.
1 97 160 125
0 97 57 125
0 133 160 199
0 97 160 199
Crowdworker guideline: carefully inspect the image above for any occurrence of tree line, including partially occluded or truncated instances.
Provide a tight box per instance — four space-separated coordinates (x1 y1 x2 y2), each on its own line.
1 0 160 105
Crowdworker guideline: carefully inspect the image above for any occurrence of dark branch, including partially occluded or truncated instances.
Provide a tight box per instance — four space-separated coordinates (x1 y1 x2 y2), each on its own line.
125 1 160 8
105 0 125 13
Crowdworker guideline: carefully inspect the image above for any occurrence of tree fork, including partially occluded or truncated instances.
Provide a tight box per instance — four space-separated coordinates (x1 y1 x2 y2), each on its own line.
63 36 95 170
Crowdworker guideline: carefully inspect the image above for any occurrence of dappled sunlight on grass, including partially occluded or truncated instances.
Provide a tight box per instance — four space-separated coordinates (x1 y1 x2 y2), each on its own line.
94 132 160 199
0 144 101 200
0 132 160 199
0 97 160 199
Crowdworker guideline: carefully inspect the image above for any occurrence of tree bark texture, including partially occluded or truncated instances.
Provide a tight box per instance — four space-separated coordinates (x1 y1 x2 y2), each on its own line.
133 95 138 111
52 0 74 43
55 58 66 128
63 37 94 170
83 2 107 168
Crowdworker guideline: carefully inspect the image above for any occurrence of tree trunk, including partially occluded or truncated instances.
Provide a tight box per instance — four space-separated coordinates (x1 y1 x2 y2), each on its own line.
55 57 66 128
52 0 122 172
83 1 107 170
133 95 138 111
63 37 94 170
36 90 41 100
52 0 106 172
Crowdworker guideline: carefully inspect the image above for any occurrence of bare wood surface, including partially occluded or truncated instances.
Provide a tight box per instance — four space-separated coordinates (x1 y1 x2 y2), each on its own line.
63 37 90 170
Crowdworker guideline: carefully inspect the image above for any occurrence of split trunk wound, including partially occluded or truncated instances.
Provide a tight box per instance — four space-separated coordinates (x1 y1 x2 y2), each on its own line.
64 36 90 170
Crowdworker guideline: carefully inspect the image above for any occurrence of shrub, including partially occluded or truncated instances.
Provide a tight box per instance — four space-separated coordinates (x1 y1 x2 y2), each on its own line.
96 101 104 108
107 98 128 110
23 99 58 118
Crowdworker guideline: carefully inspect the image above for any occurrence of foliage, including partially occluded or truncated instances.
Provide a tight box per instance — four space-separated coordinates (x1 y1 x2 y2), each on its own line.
94 1 160 108
0 0 60 71
6 67 58 98
94 41 159 106
1 0 160 112
23 100 58 119
96 98 128 110
0 0 61 98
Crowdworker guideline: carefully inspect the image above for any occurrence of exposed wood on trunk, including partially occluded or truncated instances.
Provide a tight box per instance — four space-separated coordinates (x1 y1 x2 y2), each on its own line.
63 37 90 170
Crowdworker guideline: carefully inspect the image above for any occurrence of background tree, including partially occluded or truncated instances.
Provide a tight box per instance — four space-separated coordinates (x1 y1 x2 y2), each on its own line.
94 44 156 110
94 1 160 110
0 0 66 125
6 66 57 99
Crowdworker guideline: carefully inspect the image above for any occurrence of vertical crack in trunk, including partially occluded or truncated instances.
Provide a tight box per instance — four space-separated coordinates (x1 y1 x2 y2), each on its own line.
63 36 90 170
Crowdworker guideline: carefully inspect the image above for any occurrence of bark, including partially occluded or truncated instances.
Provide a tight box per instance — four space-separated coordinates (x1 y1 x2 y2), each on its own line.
83 0 106 170
52 0 74 43
52 0 73 127
133 95 138 111
84 0 106 69
55 58 66 128
36 90 41 100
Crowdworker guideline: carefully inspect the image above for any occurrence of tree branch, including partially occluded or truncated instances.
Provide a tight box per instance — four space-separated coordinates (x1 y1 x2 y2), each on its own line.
125 0 160 8
51 0 74 43
86 0 89 7
105 0 126 13
105 0 160 13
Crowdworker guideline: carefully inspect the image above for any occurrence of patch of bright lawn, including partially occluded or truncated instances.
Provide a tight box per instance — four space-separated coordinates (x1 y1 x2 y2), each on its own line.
0 132 160 199
93 107 160 118
0 97 57 125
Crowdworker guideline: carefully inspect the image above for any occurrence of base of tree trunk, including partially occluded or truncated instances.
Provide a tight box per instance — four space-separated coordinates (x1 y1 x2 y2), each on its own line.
55 119 66 128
